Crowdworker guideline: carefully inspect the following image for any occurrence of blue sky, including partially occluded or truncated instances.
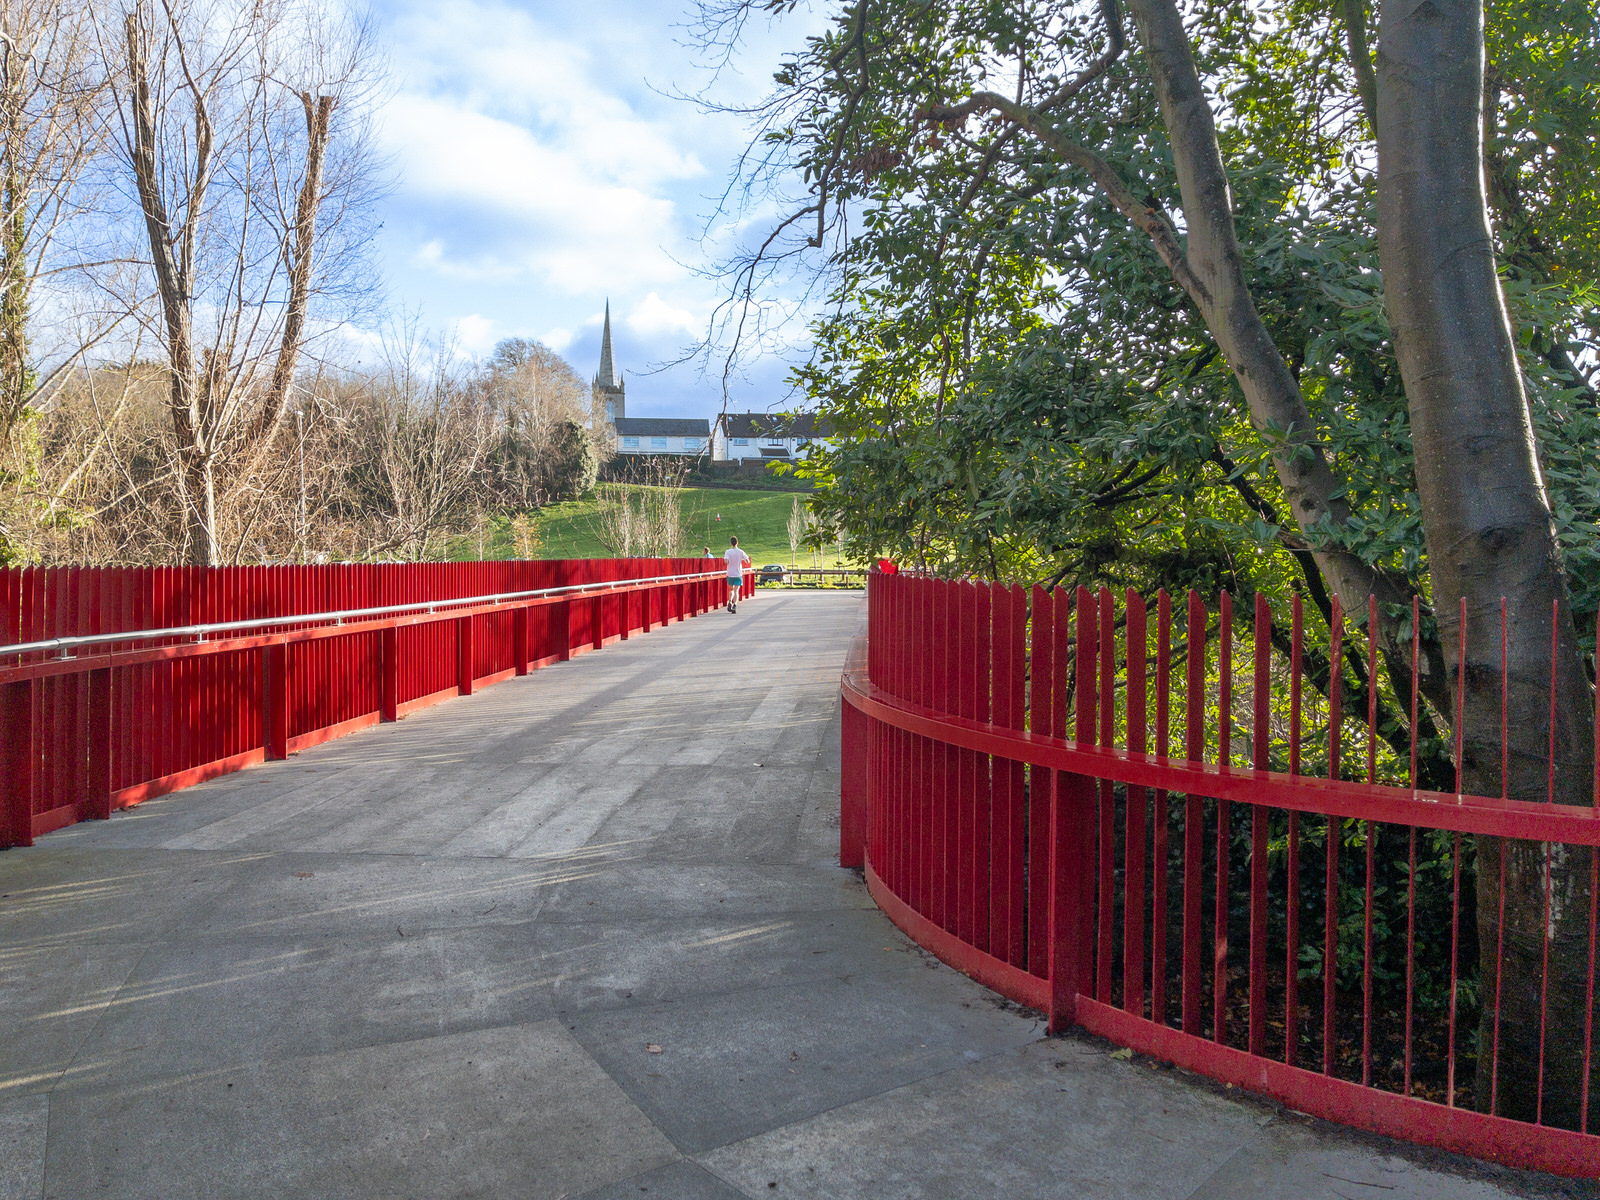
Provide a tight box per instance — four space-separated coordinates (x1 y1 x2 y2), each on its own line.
361 0 817 420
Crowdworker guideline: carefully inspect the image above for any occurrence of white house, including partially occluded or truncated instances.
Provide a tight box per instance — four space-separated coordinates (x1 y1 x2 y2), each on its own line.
613 417 711 456
712 412 835 462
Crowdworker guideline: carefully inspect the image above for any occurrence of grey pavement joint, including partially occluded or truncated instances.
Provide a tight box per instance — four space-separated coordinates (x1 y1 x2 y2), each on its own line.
0 592 1584 1199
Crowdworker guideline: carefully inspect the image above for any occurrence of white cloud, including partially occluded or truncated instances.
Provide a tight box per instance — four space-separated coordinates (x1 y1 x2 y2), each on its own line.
541 327 574 352
626 292 700 339
451 314 499 357
377 0 714 296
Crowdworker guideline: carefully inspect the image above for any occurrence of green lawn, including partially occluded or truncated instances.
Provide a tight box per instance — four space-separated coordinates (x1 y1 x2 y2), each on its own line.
461 487 852 569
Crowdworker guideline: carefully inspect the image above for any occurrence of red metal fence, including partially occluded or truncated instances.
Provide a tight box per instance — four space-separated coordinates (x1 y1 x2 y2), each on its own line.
2 559 754 848
840 570 1600 1177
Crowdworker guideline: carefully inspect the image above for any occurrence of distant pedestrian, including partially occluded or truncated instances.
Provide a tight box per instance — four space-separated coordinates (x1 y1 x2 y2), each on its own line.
724 536 750 614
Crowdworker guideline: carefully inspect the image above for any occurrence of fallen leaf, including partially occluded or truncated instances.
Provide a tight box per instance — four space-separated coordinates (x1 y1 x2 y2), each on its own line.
1110 1048 1134 1061
645 1043 664 1055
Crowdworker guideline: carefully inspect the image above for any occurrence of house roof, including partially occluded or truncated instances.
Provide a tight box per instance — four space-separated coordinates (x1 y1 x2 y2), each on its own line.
613 417 710 437
719 411 832 439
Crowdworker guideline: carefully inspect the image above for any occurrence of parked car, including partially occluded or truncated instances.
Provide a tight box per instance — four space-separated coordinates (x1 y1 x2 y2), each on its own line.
758 564 788 583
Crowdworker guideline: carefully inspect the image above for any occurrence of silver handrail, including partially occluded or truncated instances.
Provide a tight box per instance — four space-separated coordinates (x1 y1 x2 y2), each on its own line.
1 566 748 659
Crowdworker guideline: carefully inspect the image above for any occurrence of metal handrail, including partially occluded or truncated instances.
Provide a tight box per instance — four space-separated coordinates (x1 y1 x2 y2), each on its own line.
1 565 746 659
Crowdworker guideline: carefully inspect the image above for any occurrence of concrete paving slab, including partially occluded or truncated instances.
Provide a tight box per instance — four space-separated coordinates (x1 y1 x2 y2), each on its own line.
573 1159 754 1200
532 862 878 924
171 850 576 940
698 1037 1269 1200
42 1022 677 1200
158 763 424 852
567 970 1044 1155
531 907 936 1014
0 1092 48 1200
0 943 148 1097
1184 1111 1580 1200
0 849 228 951
57 925 559 1089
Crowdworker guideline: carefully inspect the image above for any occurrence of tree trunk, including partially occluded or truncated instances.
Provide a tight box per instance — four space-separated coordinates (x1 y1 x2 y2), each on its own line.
253 91 334 440
1119 0 1451 718
1376 0 1596 1126
124 10 216 565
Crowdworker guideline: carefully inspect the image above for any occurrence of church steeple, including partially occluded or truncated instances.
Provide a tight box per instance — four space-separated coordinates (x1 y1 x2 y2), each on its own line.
596 301 617 390
592 299 626 427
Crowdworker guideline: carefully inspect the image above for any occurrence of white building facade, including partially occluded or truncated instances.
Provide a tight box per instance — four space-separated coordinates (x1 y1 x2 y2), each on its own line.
712 412 835 462
612 417 711 456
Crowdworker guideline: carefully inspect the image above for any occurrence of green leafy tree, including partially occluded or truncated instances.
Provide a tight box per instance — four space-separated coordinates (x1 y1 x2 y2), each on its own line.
706 0 1600 1123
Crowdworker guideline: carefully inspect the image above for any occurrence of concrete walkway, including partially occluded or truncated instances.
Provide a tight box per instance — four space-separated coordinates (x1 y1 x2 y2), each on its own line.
0 591 1585 1199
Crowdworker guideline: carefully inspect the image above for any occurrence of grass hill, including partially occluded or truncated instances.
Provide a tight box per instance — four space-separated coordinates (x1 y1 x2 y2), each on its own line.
462 486 851 568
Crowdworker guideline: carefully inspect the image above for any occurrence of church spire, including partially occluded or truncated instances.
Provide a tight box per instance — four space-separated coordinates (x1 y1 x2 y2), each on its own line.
592 299 625 428
596 300 617 390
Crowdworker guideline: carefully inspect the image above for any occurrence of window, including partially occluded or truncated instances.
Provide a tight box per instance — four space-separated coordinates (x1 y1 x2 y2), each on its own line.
621 436 639 448
763 438 785 447
683 438 702 451
732 438 749 446
651 437 668 449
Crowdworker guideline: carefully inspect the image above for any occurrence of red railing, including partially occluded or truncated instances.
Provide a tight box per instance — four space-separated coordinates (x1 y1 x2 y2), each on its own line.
839 570 1600 1178
2 559 755 848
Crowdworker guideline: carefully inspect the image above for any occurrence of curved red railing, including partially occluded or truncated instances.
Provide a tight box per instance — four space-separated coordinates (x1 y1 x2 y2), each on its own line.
838 569 1600 1178
2 558 756 847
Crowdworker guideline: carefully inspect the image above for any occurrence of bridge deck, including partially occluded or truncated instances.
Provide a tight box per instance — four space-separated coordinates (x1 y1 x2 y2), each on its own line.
0 592 1569 1198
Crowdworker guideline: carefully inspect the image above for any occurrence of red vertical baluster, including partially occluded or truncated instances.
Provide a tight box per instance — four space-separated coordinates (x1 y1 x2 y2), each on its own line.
1585 608 1600 1133
892 574 906 897
1028 585 1055 975
1446 596 1466 1106
1214 591 1232 1044
1361 595 1378 1087
1182 589 1205 1036
1096 586 1114 1002
1323 596 1343 1076
1405 595 1420 1096
1001 584 1028 965
1152 590 1171 1027
1124 589 1147 1017
955 582 976 947
1286 593 1302 1068
1537 597 1560 1125
1073 585 1098 998
924 577 938 919
971 583 993 957
1248 593 1270 1057
934 582 947 928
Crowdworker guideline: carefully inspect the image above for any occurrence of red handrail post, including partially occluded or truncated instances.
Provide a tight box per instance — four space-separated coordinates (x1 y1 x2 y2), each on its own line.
87 667 113 820
458 616 475 696
263 644 288 760
1048 770 1095 1032
513 606 530 673
1 678 36 847
380 627 399 721
840 695 869 869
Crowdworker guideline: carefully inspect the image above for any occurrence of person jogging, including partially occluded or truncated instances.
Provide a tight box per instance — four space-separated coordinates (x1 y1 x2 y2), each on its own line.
724 536 751 614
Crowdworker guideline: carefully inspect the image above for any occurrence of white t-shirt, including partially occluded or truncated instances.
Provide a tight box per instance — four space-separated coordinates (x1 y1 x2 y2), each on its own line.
724 547 750 579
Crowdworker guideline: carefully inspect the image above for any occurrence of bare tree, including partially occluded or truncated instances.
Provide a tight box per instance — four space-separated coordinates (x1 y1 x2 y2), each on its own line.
787 493 804 568
332 326 494 562
484 336 602 509
107 0 380 564
591 458 691 558
0 0 128 563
